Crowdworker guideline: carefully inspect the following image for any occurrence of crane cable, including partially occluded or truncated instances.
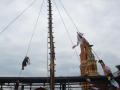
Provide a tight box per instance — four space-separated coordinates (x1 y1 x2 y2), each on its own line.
0 0 37 35
53 0 80 60
18 0 45 76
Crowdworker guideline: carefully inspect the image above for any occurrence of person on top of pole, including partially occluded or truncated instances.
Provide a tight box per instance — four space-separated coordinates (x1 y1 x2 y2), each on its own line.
22 56 30 70
98 60 120 89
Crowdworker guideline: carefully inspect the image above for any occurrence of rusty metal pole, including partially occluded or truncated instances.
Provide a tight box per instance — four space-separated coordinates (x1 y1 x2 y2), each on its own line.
48 0 55 90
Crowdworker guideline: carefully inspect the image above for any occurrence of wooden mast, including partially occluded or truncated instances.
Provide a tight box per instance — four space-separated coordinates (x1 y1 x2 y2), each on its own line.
48 0 55 90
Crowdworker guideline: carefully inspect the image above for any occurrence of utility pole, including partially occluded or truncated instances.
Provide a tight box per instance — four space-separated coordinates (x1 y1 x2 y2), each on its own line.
48 0 55 90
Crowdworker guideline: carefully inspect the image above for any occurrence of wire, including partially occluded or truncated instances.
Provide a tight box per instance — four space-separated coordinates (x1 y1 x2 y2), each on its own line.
55 0 79 32
58 0 102 62
92 49 101 60
0 0 37 35
25 0 45 56
53 0 80 60
55 0 102 62
18 0 45 77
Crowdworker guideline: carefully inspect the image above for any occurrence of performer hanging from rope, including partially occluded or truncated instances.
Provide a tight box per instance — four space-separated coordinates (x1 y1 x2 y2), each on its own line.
22 56 30 70
98 60 120 89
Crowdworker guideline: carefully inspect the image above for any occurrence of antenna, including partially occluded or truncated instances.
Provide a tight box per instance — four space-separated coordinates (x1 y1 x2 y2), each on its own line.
48 0 55 90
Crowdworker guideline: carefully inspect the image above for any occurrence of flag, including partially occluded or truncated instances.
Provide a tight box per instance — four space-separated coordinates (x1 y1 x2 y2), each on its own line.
72 32 83 49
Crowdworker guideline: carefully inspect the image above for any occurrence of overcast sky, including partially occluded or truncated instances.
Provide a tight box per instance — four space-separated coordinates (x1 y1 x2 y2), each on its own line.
0 0 120 77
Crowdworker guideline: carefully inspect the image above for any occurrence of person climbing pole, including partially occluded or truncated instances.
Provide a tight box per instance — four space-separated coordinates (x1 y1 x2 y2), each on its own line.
22 56 30 70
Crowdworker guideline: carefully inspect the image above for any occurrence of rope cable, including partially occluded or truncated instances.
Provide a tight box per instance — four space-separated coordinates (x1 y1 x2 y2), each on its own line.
55 0 103 63
18 0 45 77
0 0 37 34
56 0 79 32
92 49 101 60
53 0 79 60
25 0 45 56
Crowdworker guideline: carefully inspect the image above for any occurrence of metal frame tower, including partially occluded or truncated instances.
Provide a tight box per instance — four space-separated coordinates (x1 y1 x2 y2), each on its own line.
48 0 55 90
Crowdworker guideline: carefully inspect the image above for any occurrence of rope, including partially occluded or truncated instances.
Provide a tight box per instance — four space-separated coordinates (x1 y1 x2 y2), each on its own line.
0 0 37 35
58 0 103 62
18 0 45 77
25 0 45 56
55 0 79 32
53 0 80 60
92 49 101 60
57 0 102 62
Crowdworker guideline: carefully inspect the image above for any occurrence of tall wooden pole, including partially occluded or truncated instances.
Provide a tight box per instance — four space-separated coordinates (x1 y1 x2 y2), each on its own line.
48 0 55 90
